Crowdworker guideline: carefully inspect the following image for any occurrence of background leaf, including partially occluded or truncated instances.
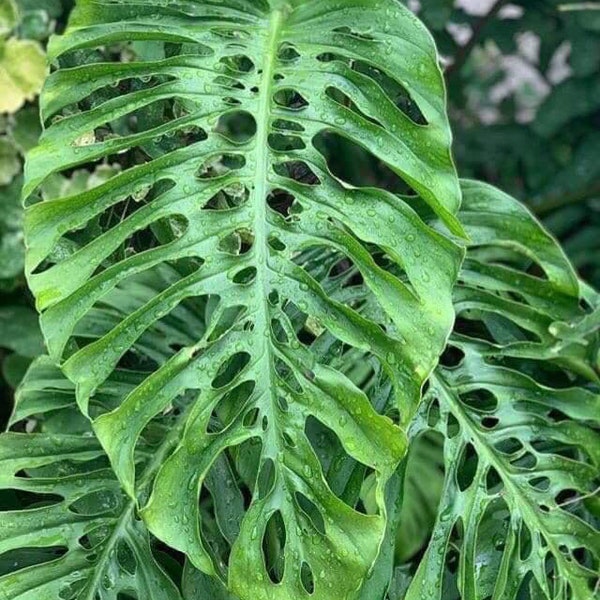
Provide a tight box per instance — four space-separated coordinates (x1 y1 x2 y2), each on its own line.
405 180 600 600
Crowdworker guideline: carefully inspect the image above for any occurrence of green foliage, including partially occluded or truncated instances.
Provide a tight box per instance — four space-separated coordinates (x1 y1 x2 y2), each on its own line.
23 1 467 597
0 0 70 419
0 2 598 600
428 0 600 287
0 357 182 600
407 181 600 599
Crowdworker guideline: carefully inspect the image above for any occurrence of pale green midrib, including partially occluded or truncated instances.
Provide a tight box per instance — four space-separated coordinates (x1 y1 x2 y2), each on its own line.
431 371 587 592
253 9 283 307
81 412 188 600
251 11 288 466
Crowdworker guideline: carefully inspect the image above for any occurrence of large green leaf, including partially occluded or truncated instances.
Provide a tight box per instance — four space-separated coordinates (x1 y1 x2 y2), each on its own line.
406 181 600 600
24 1 464 598
0 358 182 600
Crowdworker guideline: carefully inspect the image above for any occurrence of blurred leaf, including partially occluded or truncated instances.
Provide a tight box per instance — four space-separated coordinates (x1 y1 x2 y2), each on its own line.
18 8 53 40
420 0 453 30
569 28 600 76
0 175 24 281
0 0 18 37
0 305 44 357
183 562 238 600
0 135 19 184
1 352 31 388
0 37 46 113
11 105 41 153
534 76 600 137
16 0 62 19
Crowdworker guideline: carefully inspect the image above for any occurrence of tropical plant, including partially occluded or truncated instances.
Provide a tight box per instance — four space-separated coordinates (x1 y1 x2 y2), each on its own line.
0 1 598 599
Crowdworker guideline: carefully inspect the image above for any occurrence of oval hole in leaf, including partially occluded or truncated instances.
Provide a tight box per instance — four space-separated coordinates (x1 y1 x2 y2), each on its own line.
262 510 286 584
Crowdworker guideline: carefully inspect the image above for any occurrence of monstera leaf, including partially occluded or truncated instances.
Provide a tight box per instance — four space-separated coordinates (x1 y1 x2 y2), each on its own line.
24 1 464 598
0 357 182 600
406 181 600 600
0 264 216 599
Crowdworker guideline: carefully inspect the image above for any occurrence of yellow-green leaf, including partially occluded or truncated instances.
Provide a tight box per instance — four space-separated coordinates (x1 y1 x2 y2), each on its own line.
0 37 47 114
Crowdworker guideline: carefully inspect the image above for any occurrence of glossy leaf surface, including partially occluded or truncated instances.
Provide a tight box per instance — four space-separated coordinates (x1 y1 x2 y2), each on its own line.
0 358 181 600
407 181 600 600
24 2 463 598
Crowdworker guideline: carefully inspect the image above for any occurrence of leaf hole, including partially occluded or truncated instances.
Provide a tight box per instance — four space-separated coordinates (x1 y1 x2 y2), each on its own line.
219 54 255 73
305 416 364 511
519 524 533 560
313 131 412 193
274 160 321 185
211 352 251 389
295 492 326 535
301 561 315 595
282 432 296 448
439 345 465 368
494 437 524 457
326 86 383 129
257 458 276 499
427 399 441 428
215 110 256 143
456 443 478 492
210 380 256 433
196 153 246 180
481 416 499 430
274 357 304 395
529 476 550 491
268 235 287 252
268 132 306 151
243 407 260 428
273 118 305 132
331 26 375 41
267 188 301 219
485 466 503 494
218 228 254 255
231 266 257 285
116 539 137 576
271 317 289 344
273 88 309 110
262 510 286 584
516 452 537 470
278 44 301 61
446 413 460 439
68 490 120 516
461 388 498 413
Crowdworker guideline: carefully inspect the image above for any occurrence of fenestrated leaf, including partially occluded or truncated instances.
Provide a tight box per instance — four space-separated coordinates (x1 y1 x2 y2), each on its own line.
406 180 600 600
0 358 182 600
24 1 464 598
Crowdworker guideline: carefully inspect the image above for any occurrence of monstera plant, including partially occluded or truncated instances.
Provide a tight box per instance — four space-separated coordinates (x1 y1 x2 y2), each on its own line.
0 1 598 599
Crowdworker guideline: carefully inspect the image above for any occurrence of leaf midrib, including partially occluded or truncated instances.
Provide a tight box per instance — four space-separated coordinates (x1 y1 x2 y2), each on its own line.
250 7 288 477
